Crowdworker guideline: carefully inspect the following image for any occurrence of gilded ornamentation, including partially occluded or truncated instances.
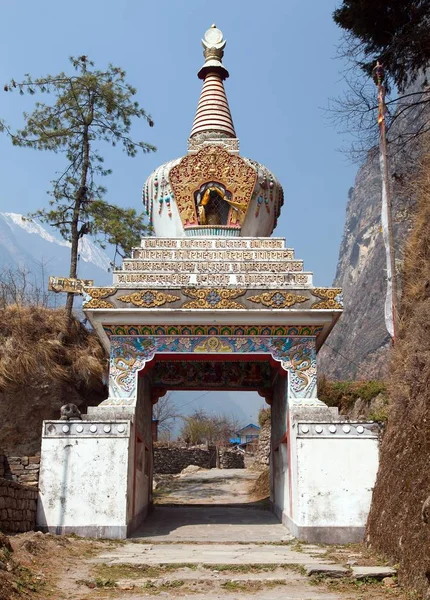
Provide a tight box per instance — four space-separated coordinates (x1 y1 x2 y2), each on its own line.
311 288 343 309
83 287 116 299
182 288 246 309
169 145 257 228
83 298 114 309
248 291 308 308
194 337 234 353
117 290 180 308
83 287 116 308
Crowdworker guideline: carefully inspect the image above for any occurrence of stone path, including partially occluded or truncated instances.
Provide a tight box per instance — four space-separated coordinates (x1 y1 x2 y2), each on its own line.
89 541 351 600
94 541 329 566
71 468 398 599
131 505 292 542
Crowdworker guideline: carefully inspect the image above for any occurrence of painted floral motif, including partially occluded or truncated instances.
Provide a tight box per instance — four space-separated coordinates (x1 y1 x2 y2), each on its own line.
108 335 318 403
103 324 323 337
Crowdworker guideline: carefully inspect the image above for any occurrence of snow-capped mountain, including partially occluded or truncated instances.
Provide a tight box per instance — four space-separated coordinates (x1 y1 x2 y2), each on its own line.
0 212 113 286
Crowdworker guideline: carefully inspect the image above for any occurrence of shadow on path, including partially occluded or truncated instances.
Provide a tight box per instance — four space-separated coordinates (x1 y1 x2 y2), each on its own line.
131 504 291 543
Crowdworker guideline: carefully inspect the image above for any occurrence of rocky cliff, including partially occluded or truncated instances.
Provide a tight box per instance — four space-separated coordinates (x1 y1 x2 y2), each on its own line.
319 77 429 380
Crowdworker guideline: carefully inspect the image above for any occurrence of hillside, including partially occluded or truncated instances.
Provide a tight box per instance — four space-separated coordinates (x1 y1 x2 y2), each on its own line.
319 76 430 379
0 306 107 455
366 142 430 598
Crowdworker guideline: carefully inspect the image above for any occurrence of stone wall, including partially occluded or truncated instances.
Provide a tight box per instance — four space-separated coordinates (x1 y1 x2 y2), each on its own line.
0 478 38 533
154 447 214 474
154 446 244 474
1 455 40 487
254 420 271 465
218 448 245 469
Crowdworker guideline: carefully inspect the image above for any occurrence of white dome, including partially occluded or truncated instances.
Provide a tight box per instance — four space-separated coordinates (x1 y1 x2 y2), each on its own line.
143 150 283 238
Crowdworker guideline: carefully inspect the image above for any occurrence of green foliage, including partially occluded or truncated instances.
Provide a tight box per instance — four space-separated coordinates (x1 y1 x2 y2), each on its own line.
2 56 155 315
258 407 271 427
88 200 152 259
333 0 430 89
318 377 388 418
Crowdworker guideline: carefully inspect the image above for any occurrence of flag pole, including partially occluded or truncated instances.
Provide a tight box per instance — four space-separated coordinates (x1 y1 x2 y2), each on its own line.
373 61 398 343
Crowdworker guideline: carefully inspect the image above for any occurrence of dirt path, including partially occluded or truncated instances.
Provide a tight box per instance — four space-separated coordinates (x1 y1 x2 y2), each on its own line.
154 467 261 504
0 468 407 600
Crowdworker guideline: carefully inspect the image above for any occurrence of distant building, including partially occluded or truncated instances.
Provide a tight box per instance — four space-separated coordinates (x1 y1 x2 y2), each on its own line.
236 424 260 445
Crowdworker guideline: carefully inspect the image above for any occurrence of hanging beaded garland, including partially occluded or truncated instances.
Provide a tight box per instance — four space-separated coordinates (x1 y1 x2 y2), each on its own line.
255 195 263 217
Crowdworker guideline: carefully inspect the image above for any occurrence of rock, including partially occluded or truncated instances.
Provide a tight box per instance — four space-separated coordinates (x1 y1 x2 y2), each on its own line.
306 564 349 578
382 577 398 587
179 465 204 476
422 495 430 524
319 75 429 380
0 533 12 553
352 566 397 580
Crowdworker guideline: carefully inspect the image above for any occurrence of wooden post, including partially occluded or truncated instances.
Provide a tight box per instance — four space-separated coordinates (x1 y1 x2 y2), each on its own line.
373 62 398 342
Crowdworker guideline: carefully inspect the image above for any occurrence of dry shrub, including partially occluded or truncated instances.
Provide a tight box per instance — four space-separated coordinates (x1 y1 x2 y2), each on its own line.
249 467 270 501
366 142 430 598
0 305 106 393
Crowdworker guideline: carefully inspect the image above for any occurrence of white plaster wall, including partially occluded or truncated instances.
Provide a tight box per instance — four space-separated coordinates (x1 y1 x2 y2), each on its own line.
295 437 379 527
273 445 288 515
37 431 131 535
270 377 289 518
126 422 136 525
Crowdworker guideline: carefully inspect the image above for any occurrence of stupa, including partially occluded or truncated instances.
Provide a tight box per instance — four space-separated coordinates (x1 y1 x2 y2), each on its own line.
36 26 380 543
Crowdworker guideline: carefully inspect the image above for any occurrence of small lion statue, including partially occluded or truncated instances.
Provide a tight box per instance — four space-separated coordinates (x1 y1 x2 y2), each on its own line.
60 403 82 421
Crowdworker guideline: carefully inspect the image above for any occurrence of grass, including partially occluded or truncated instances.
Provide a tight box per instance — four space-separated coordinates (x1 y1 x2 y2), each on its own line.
318 378 388 418
0 305 106 394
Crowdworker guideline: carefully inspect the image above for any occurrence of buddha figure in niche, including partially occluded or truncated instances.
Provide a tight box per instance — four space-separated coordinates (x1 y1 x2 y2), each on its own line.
195 181 238 226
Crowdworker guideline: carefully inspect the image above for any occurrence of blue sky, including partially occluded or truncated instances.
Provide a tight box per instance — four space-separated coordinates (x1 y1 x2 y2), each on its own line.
0 1 361 427
0 0 357 286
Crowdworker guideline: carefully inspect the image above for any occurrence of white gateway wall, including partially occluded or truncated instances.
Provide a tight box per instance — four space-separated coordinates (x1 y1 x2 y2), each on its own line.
281 419 380 544
37 420 132 538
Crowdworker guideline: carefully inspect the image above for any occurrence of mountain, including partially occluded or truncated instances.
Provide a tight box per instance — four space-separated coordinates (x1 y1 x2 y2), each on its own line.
0 212 112 292
319 76 429 379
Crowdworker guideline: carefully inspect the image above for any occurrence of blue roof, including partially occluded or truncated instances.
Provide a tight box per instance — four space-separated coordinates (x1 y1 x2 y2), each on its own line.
237 423 260 433
229 437 241 444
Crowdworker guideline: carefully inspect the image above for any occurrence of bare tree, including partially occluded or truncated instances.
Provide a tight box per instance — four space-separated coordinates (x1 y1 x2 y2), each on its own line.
152 392 178 438
0 263 57 308
180 409 241 446
327 64 430 162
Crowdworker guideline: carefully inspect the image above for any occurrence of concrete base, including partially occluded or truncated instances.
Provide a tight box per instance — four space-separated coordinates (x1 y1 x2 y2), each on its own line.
38 524 128 539
271 503 365 544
